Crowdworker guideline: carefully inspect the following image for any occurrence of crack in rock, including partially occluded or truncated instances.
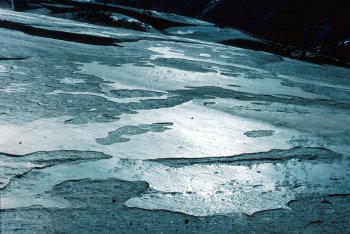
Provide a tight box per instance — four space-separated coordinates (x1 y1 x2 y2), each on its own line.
0 150 112 190
0 20 121 46
149 147 342 168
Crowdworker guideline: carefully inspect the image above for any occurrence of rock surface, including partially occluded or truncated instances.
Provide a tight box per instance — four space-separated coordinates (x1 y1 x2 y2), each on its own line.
0 8 349 233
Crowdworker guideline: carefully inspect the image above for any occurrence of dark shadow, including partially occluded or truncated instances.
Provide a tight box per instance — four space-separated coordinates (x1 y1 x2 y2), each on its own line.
220 39 289 56
221 39 350 69
0 20 122 46
0 57 29 60
49 0 198 30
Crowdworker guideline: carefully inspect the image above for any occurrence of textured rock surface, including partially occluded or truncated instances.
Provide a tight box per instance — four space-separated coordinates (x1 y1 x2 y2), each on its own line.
0 8 349 233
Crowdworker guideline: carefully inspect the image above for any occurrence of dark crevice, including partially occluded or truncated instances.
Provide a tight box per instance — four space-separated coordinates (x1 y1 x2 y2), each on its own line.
0 57 29 60
0 150 112 158
247 208 288 218
149 147 341 167
220 39 289 56
0 150 112 190
171 86 350 110
0 166 48 191
0 20 123 46
328 194 350 197
220 39 350 69
304 220 323 227
49 0 200 30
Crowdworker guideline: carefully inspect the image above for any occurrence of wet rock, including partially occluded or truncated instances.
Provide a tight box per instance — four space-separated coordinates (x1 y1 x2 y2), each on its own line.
109 89 165 98
0 150 112 190
149 147 342 167
0 6 349 233
1 178 349 233
244 130 275 138
96 123 173 145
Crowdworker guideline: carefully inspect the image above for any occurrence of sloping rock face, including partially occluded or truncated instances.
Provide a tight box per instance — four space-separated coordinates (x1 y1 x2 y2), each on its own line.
111 0 350 61
99 0 211 17
0 8 349 233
